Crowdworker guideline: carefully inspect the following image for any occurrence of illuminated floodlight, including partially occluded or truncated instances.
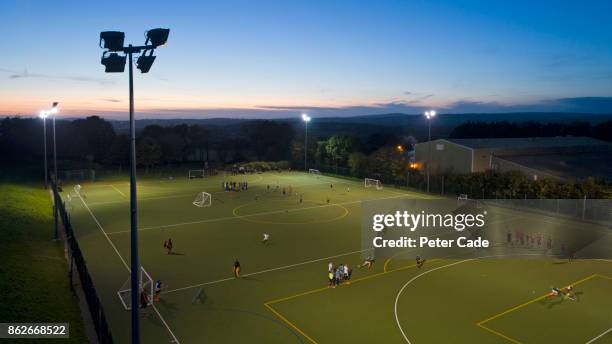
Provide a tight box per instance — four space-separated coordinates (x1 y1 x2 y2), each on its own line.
39 110 48 119
424 110 437 119
100 31 125 51
302 113 311 122
397 145 404 152
145 28 170 47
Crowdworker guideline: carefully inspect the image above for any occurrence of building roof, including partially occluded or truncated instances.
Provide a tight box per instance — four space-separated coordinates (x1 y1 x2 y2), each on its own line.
495 151 612 180
446 137 610 150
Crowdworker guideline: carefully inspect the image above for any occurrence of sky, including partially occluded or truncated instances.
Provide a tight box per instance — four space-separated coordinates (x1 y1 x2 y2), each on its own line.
1 0 611 119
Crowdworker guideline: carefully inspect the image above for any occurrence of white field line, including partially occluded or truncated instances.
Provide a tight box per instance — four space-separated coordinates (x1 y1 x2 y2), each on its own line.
586 327 612 344
76 195 181 344
110 184 127 198
106 193 416 235
162 248 374 295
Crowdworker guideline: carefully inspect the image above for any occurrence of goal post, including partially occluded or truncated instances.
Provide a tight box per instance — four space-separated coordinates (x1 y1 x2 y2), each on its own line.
188 169 206 179
364 178 383 190
117 267 153 310
308 168 321 176
193 192 212 207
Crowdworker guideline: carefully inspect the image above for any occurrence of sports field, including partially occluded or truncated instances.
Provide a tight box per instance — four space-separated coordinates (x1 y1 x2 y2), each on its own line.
64 171 612 344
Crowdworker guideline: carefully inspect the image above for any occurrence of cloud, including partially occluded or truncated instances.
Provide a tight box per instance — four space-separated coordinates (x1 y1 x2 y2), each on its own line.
99 98 121 103
0 67 115 85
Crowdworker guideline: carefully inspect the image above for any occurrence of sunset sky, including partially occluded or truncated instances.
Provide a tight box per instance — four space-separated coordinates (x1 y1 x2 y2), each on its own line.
1 0 611 118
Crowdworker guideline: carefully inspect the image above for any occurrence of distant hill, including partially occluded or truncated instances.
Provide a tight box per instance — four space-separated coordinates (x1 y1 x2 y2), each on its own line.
106 112 612 140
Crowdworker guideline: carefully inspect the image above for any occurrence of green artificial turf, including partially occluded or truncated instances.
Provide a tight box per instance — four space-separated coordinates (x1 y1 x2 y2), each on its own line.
62 171 612 344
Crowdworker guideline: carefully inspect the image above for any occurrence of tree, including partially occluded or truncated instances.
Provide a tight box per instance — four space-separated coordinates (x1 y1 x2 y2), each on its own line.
137 138 162 173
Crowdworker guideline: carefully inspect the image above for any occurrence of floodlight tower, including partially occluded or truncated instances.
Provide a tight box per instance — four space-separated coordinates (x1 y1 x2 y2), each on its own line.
39 111 49 189
99 28 169 344
40 102 59 235
302 113 311 170
424 110 436 193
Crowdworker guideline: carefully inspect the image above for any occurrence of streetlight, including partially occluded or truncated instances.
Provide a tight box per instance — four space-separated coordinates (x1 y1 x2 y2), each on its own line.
40 102 59 237
302 113 311 170
39 111 49 189
99 28 169 344
424 110 436 193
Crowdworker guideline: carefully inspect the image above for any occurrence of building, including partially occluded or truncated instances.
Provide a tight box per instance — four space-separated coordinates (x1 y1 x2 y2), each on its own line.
414 137 612 180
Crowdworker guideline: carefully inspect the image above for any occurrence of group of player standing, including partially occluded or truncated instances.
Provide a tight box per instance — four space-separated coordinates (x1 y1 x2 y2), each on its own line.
328 262 352 288
224 181 248 192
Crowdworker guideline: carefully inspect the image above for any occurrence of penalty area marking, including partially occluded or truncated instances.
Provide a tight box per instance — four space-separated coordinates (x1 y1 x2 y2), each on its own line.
75 194 181 344
394 256 612 344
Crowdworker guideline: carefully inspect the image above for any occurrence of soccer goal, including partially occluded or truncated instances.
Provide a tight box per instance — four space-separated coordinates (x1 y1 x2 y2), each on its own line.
193 192 212 207
70 184 82 198
365 178 383 190
188 169 205 179
117 267 154 310
308 168 321 176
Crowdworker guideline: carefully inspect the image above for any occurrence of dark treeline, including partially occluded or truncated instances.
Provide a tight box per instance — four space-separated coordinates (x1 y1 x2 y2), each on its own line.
450 120 612 141
1 116 610 198
0 116 404 169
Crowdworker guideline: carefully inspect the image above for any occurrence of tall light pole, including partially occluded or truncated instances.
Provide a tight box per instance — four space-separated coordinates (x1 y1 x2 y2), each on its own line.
39 111 49 189
41 102 59 237
302 113 311 170
424 110 436 193
99 28 169 344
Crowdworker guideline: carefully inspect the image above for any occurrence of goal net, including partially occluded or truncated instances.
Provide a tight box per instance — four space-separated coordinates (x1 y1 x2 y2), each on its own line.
193 192 212 207
117 267 153 310
364 178 383 190
188 169 205 179
70 184 82 198
308 169 321 176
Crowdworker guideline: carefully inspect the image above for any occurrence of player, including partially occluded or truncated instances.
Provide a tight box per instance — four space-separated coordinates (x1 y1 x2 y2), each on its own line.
233 259 241 278
164 238 173 254
328 262 333 272
359 256 375 269
140 287 150 309
262 233 270 244
563 285 576 300
346 187 350 193
154 279 163 302
416 255 425 268
326 196 330 204
548 287 561 298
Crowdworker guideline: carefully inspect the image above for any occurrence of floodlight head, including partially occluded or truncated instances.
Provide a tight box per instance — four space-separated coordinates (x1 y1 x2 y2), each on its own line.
100 31 125 51
302 113 311 122
101 52 127 73
39 111 48 119
145 28 170 47
136 53 156 73
424 110 436 119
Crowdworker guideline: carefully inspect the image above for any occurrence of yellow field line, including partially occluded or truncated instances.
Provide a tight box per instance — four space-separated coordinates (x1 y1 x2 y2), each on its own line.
263 303 319 344
595 274 612 280
264 259 443 343
477 323 522 344
476 274 600 343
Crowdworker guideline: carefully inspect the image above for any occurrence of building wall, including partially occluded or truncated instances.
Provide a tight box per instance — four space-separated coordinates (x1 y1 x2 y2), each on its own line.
414 139 473 174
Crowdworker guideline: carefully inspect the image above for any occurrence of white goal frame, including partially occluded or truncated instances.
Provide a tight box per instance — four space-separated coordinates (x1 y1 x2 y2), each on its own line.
193 192 212 207
364 178 383 190
308 168 321 176
117 267 153 310
458 194 468 201
70 184 82 198
188 169 206 179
